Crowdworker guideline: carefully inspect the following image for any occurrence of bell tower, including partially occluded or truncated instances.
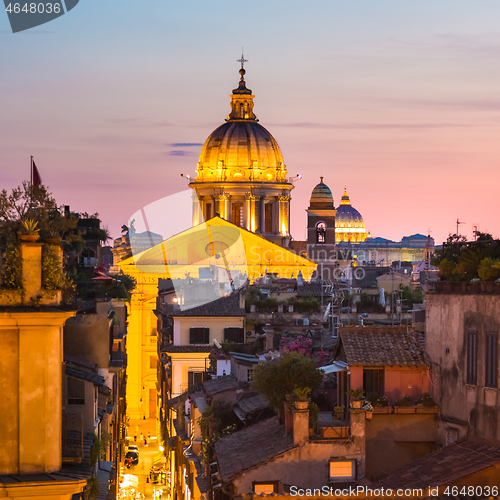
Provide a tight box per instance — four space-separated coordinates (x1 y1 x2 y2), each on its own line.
307 177 336 246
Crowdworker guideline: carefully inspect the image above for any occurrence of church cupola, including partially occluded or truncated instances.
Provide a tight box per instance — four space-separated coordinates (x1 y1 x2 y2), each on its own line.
227 55 257 121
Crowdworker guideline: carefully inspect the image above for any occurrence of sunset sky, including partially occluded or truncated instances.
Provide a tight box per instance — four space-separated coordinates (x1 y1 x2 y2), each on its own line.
1 0 500 245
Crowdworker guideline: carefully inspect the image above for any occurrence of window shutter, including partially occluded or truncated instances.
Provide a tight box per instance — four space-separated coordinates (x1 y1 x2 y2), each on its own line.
204 327 210 344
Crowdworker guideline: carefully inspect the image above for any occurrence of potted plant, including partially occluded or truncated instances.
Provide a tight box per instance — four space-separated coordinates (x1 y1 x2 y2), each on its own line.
18 218 40 242
362 401 373 420
44 230 62 245
394 395 415 413
346 388 365 409
372 395 392 413
415 392 438 413
293 387 311 409
333 406 344 420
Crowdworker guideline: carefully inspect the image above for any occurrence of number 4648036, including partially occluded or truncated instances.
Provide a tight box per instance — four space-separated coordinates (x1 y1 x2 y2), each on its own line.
6 3 61 14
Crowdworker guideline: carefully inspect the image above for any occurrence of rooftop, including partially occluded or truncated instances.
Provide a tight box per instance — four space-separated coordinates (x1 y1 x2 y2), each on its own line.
202 375 247 397
161 344 213 354
171 293 245 317
233 394 269 421
338 327 426 367
214 416 293 483
372 439 500 488
65 365 105 386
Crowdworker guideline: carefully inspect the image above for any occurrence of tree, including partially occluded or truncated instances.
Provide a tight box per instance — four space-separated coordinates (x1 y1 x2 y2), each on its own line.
0 182 77 245
251 351 323 411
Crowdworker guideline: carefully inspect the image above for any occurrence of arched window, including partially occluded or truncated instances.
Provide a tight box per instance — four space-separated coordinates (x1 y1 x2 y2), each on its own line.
316 221 327 243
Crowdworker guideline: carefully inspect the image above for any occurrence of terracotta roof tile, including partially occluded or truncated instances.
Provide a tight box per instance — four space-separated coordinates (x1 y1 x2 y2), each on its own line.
171 293 245 317
202 375 247 397
161 344 212 353
339 327 426 366
372 439 500 488
214 417 293 483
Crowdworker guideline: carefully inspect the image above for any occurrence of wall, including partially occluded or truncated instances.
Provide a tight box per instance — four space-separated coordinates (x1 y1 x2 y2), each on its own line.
349 366 429 404
233 411 366 493
65 378 98 435
174 316 245 345
0 311 75 474
365 413 438 480
64 301 111 370
169 352 210 397
426 292 500 442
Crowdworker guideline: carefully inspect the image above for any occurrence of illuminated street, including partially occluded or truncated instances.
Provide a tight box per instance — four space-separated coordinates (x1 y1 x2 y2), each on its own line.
119 418 167 500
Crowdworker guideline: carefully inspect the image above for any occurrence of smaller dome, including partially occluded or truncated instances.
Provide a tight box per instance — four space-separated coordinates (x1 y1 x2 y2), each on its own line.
335 188 370 243
311 177 333 201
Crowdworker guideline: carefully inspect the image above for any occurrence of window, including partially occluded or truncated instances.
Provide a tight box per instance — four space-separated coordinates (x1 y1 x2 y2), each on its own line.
189 327 209 344
264 203 273 233
67 377 85 405
363 368 384 396
486 331 498 388
150 356 157 370
467 329 477 385
232 203 243 227
316 222 326 243
188 371 205 390
253 483 278 494
224 327 244 344
329 460 355 481
247 368 254 382
205 203 212 221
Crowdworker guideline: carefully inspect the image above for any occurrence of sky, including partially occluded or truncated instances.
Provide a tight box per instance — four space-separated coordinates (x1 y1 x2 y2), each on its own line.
1 0 500 245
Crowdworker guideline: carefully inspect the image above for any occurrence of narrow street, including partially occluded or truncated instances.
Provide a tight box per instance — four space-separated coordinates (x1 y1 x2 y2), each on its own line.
120 418 167 500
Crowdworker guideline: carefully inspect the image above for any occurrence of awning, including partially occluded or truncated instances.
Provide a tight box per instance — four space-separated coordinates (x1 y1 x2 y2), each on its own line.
320 360 348 375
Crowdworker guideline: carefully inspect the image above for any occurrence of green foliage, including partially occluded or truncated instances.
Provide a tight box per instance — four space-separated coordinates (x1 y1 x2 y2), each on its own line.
432 233 500 282
358 293 385 313
293 387 311 401
400 285 424 310
415 392 436 407
287 294 319 313
251 351 323 411
0 182 77 244
478 258 500 281
84 475 100 500
394 395 413 407
309 401 319 434
198 399 238 468
436 257 455 281
41 245 72 298
0 243 22 289
346 388 365 400
20 218 39 235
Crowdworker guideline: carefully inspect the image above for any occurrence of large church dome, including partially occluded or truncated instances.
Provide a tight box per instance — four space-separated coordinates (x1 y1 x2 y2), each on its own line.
335 188 370 243
194 67 287 184
189 61 293 246
197 121 285 183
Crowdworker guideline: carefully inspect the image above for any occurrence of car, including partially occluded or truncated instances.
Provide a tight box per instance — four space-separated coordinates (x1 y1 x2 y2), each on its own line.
125 451 139 466
127 445 139 455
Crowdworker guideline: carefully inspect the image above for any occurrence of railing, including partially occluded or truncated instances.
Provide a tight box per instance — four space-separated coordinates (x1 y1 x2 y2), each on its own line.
62 415 83 460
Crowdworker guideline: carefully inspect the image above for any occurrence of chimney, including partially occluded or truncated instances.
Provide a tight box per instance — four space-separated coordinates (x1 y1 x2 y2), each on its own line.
293 402 309 446
239 289 245 310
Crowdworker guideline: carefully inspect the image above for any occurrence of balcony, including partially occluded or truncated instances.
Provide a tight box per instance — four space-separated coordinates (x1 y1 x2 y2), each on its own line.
62 415 83 463
110 350 126 368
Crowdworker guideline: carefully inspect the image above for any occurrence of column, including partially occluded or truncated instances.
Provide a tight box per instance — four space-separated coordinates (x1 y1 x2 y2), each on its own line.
245 194 257 232
260 196 265 233
278 195 291 236
192 194 202 226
